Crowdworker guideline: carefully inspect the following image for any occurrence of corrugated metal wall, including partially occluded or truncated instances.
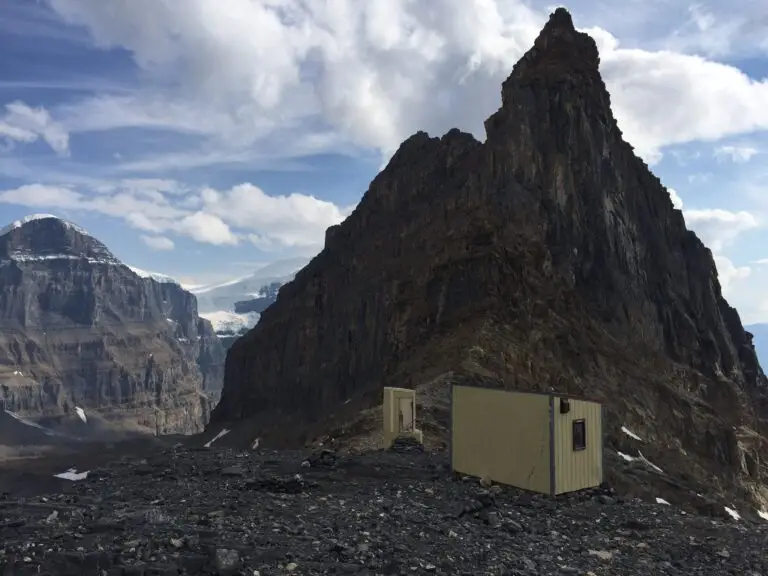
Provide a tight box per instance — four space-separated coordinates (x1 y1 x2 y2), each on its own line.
451 386 551 494
552 397 603 494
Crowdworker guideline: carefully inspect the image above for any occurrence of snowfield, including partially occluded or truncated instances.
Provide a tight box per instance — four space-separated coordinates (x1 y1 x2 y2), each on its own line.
199 310 260 334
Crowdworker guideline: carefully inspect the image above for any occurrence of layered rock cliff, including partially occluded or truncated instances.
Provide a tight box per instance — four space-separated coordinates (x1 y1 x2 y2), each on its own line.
0 215 225 436
210 9 767 507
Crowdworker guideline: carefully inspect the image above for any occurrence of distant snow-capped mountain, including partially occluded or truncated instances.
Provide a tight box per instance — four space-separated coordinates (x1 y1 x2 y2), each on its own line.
191 257 307 335
127 266 179 285
0 213 88 237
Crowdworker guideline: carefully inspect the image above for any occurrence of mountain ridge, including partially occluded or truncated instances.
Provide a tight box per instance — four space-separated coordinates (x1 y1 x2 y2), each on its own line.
747 323 768 368
210 7 766 511
0 214 225 437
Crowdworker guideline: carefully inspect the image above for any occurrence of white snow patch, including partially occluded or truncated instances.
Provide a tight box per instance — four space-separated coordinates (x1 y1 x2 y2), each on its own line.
0 214 88 237
724 506 741 521
621 426 642 441
6 410 58 435
199 310 259 334
3 253 118 265
75 406 87 423
656 497 670 505
638 451 663 474
203 428 230 448
758 510 768 521
54 468 89 481
127 266 179 285
616 451 635 462
180 283 207 291
12 370 22 376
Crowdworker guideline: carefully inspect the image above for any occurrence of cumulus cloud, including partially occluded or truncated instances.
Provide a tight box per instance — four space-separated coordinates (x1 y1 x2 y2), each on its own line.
0 179 347 251
176 212 238 246
668 186 763 320
714 254 751 293
683 208 759 252
0 101 69 155
140 235 175 250
667 187 684 210
714 145 759 163
662 189 759 255
716 255 768 323
200 184 353 249
41 0 768 168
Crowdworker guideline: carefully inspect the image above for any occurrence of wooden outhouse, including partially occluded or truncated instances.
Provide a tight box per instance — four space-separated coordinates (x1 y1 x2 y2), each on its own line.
450 385 603 495
382 387 423 448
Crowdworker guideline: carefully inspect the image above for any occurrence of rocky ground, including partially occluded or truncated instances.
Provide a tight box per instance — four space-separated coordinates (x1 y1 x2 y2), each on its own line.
0 440 766 576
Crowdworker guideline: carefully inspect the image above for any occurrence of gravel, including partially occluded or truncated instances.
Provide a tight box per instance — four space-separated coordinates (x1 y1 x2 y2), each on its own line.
1 445 766 575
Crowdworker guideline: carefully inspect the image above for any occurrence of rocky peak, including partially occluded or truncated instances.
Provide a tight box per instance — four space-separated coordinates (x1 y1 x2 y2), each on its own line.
210 9 766 511
508 7 600 86
0 214 119 265
0 214 225 435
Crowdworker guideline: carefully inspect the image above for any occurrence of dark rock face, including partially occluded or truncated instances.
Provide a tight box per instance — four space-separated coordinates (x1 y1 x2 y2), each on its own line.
211 9 767 505
0 216 225 435
746 324 768 368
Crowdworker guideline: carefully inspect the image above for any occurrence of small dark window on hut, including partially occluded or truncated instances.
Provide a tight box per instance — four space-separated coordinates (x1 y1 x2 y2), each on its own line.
573 419 586 451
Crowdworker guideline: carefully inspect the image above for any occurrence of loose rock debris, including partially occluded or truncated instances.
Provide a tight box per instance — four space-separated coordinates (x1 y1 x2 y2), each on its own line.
0 446 766 575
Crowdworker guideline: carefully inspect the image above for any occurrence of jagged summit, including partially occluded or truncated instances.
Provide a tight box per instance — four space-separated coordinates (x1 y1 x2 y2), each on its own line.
210 9 766 513
499 7 602 116
0 214 88 238
547 6 575 29
0 214 119 265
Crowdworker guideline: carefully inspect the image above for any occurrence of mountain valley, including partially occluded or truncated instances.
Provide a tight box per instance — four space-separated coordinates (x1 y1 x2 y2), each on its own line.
2 5 768 576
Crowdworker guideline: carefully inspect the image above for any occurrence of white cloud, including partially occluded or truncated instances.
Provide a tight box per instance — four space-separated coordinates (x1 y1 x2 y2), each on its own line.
38 1 768 168
714 145 759 163
140 235 175 250
200 183 352 249
0 101 69 155
176 211 238 246
714 254 751 293
0 183 81 207
667 187 684 209
674 195 767 322
716 255 768 323
0 179 346 250
683 208 759 252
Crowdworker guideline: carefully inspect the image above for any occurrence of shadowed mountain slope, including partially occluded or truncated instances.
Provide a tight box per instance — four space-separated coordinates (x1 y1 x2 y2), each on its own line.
209 9 768 512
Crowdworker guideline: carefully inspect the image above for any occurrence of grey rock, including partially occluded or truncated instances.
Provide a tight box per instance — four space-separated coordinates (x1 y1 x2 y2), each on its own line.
215 548 241 574
0 215 225 437
2 446 765 576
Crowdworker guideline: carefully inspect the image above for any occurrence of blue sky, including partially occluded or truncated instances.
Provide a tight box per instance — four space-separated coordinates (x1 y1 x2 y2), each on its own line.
0 0 767 323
